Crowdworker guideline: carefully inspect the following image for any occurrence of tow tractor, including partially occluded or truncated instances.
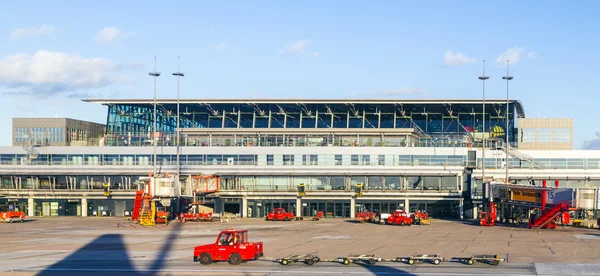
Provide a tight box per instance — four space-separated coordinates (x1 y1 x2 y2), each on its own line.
464 254 504 265
403 254 444 265
411 211 431 225
194 229 264 265
277 254 320 265
311 211 324 221
387 210 413 226
335 254 381 265
266 207 302 221
479 202 497 227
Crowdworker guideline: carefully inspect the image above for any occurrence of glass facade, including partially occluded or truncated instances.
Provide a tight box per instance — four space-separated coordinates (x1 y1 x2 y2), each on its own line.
14 127 64 144
104 101 519 147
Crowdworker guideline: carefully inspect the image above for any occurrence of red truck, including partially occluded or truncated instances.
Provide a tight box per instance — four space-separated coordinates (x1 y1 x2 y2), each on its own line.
0 206 25 223
355 211 377 224
266 208 295 221
387 210 413 226
194 229 264 265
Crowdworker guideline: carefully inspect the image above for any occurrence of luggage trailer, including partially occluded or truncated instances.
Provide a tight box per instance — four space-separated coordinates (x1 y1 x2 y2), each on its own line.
402 254 445 265
276 254 321 265
331 254 382 265
464 254 504 265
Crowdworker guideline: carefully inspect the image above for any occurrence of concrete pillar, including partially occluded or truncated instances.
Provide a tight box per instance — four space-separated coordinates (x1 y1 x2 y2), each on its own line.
404 198 409 213
350 196 356 218
459 199 464 219
27 197 34 217
82 198 88 217
242 197 248 218
296 197 301 217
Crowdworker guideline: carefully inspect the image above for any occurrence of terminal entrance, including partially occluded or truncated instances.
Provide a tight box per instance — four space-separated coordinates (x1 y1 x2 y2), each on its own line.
301 200 351 218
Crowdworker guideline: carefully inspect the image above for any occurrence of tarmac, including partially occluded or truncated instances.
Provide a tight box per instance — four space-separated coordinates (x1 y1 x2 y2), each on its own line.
1 216 600 275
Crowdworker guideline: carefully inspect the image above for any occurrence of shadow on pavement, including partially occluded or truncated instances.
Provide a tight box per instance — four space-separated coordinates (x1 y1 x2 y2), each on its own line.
37 233 141 276
37 222 184 276
354 261 416 276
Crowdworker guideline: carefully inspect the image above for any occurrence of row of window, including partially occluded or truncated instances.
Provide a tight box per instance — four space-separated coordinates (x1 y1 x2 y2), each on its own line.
14 127 65 143
520 128 571 143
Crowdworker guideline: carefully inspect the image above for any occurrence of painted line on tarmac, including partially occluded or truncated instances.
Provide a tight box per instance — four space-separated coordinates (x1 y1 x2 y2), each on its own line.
1 267 535 275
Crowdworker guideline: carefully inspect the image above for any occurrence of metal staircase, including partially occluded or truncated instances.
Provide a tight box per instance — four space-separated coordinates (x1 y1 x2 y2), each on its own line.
497 141 546 170
131 190 144 221
529 203 568 229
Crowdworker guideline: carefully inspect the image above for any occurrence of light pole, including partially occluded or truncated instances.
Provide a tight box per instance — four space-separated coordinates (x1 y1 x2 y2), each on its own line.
502 60 513 184
149 57 161 177
478 60 489 185
172 57 185 178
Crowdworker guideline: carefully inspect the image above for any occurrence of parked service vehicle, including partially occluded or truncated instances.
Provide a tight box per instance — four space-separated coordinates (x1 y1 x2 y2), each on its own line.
194 229 264 265
387 210 413 226
0 206 25 223
266 208 296 221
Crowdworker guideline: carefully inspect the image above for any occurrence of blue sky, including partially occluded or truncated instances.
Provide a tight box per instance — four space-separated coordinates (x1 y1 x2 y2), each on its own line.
1 1 599 148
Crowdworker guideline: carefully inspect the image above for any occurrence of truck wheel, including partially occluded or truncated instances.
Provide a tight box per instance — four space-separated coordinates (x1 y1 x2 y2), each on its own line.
368 259 376 265
281 259 289 265
199 253 212 265
306 259 315 265
408 259 415 265
228 253 242 265
400 221 405 226
273 217 278 222
433 259 441 265
343 259 350 265
491 261 499 265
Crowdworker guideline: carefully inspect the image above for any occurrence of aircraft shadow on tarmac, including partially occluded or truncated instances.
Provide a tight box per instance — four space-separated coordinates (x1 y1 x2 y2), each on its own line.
37 222 183 276
354 261 416 276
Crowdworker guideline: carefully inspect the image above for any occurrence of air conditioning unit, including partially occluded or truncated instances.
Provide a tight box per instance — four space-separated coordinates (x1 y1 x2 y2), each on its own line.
227 158 234 166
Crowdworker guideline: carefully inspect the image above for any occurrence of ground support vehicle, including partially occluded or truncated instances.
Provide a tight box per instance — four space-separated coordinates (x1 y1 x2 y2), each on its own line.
193 229 264 265
267 208 302 221
387 210 413 226
331 254 382 265
0 211 25 223
355 211 377 224
277 254 320 265
480 202 497 226
464 254 504 265
179 212 216 222
311 211 324 221
411 211 431 225
402 254 444 265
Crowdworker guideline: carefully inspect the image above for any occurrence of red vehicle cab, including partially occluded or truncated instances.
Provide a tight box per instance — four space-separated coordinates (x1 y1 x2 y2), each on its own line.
266 207 295 221
387 210 413 226
194 229 264 265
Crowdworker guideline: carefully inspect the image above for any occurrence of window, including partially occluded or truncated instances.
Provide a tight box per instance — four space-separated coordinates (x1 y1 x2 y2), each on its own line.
520 128 536 143
335 155 342 165
267 154 274 165
302 155 307 165
378 155 385 165
555 128 571 143
361 155 370 165
351 155 359 165
283 154 294 166
537 128 553 143
309 155 318 165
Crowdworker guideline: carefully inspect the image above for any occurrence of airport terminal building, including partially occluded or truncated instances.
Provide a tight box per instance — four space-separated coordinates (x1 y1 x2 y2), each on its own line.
1 99 599 219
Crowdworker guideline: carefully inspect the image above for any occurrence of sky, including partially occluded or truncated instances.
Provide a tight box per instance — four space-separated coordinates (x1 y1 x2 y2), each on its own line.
1 1 599 149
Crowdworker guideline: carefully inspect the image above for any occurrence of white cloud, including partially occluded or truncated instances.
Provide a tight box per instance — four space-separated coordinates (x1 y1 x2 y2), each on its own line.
10 25 55 39
350 86 429 98
311 52 321 58
0 50 135 97
281 40 309 54
443 50 477 66
496 47 525 65
527 52 538 59
95 27 137 44
583 132 600 150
